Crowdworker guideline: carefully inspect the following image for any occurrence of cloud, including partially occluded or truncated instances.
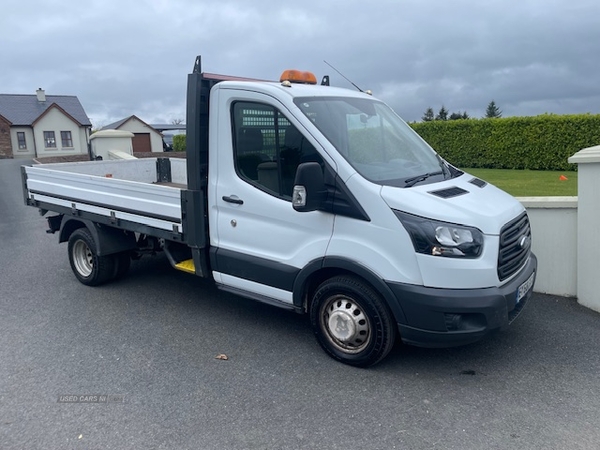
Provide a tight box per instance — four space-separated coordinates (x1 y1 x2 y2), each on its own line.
2 0 599 125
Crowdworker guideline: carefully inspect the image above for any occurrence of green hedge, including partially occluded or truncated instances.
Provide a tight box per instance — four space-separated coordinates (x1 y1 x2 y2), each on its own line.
409 115 600 171
173 134 186 152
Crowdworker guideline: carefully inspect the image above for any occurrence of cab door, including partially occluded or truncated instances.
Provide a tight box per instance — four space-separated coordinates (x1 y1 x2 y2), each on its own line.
209 89 335 305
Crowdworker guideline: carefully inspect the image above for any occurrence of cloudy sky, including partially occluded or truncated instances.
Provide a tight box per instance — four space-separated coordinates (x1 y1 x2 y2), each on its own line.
2 0 599 127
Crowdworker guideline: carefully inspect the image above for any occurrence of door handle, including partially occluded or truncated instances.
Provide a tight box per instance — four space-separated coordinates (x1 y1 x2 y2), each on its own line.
222 195 244 205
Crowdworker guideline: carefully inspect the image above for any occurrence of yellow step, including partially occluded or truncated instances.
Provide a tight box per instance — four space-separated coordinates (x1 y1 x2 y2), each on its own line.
175 259 195 274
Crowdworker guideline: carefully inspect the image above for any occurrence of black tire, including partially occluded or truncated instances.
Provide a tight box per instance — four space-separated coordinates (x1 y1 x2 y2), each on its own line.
113 251 131 280
310 275 397 367
67 228 116 286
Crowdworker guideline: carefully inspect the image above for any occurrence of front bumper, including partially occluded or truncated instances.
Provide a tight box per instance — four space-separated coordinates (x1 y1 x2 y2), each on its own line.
387 253 537 348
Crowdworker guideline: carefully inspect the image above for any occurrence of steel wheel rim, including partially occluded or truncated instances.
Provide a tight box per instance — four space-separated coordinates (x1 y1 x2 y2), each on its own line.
320 294 371 354
72 239 93 277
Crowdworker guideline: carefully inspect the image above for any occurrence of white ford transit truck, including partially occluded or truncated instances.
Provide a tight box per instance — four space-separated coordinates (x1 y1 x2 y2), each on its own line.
22 56 536 366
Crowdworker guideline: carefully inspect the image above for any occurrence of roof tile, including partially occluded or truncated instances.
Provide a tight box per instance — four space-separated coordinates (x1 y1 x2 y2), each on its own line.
0 94 91 126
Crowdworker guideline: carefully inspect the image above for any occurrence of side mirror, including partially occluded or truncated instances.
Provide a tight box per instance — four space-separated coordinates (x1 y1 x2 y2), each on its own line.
292 162 326 212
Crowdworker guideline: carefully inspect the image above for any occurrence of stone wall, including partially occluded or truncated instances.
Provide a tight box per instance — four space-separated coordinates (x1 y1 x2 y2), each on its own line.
0 115 12 158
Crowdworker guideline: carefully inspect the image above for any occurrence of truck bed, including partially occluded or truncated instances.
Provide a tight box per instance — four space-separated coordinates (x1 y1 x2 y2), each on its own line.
23 158 187 236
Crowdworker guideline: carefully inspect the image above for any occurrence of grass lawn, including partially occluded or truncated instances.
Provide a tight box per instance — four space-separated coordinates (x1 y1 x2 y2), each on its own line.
460 168 578 197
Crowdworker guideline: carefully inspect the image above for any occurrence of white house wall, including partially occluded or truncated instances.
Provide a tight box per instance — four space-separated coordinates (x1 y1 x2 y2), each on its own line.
78 128 89 155
117 118 163 153
33 108 87 157
10 127 35 158
519 197 578 297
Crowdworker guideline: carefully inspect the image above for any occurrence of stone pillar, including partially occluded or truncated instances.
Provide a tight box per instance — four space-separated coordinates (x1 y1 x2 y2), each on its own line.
0 115 13 158
568 145 600 313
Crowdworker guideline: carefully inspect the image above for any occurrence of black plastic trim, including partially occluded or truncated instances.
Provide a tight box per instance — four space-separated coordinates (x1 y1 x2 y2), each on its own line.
388 253 537 348
213 252 412 323
292 256 407 324
325 170 370 221
428 186 468 198
216 284 301 312
469 177 487 188
212 247 299 292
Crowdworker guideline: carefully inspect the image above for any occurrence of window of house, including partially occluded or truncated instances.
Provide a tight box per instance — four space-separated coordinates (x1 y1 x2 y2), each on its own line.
232 101 324 199
44 131 57 148
17 132 27 150
61 131 73 148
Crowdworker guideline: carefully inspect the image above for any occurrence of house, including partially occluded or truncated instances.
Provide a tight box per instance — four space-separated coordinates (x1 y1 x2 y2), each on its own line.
0 89 91 159
101 115 164 153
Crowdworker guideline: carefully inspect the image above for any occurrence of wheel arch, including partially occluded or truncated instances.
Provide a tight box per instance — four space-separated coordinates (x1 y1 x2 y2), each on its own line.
59 217 136 256
293 257 407 324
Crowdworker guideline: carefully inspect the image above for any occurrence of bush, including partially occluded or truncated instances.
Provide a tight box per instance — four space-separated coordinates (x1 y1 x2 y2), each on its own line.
409 114 600 171
173 134 186 152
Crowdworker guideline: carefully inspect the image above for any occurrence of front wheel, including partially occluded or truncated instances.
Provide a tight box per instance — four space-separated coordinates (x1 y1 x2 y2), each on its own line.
310 275 397 367
68 228 115 286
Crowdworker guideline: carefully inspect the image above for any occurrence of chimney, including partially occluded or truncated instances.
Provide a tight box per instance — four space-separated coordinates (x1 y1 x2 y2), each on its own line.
36 88 46 102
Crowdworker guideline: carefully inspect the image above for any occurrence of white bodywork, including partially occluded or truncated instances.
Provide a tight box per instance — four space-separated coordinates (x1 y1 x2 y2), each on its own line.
24 159 185 232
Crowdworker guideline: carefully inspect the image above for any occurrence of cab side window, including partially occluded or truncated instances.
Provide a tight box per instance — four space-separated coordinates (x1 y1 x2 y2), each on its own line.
232 101 323 199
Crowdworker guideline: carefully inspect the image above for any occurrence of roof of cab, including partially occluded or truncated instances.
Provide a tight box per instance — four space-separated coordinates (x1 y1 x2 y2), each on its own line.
212 79 375 101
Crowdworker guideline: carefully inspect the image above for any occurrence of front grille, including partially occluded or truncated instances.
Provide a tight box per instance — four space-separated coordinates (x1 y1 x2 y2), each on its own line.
498 212 531 281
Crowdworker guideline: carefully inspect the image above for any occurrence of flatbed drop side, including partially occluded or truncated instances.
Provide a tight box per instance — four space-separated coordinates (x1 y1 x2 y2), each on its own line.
22 56 537 366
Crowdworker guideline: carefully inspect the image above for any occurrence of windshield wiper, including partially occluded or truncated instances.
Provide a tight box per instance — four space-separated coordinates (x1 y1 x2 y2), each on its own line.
404 171 444 188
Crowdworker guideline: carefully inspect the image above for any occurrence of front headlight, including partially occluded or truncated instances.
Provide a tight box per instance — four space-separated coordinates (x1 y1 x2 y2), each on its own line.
394 210 483 258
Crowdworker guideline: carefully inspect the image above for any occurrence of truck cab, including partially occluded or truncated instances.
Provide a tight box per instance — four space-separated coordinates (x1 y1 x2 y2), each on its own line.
192 65 536 365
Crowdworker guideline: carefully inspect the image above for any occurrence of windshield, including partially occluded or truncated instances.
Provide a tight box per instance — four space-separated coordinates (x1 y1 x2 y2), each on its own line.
294 96 450 187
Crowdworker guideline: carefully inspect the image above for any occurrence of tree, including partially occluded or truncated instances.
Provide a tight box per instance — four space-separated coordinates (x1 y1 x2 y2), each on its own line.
173 134 186 152
435 106 448 121
422 107 434 122
449 111 470 120
485 101 502 118
171 118 184 125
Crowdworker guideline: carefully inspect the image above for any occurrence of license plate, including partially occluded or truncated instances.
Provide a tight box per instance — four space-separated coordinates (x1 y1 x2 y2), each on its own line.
516 271 535 303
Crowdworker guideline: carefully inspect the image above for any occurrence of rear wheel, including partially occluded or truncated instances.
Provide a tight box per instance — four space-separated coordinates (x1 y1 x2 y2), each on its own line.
68 228 115 286
310 275 397 367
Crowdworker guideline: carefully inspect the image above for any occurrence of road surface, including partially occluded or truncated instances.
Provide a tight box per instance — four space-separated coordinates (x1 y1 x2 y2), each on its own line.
1 158 599 449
